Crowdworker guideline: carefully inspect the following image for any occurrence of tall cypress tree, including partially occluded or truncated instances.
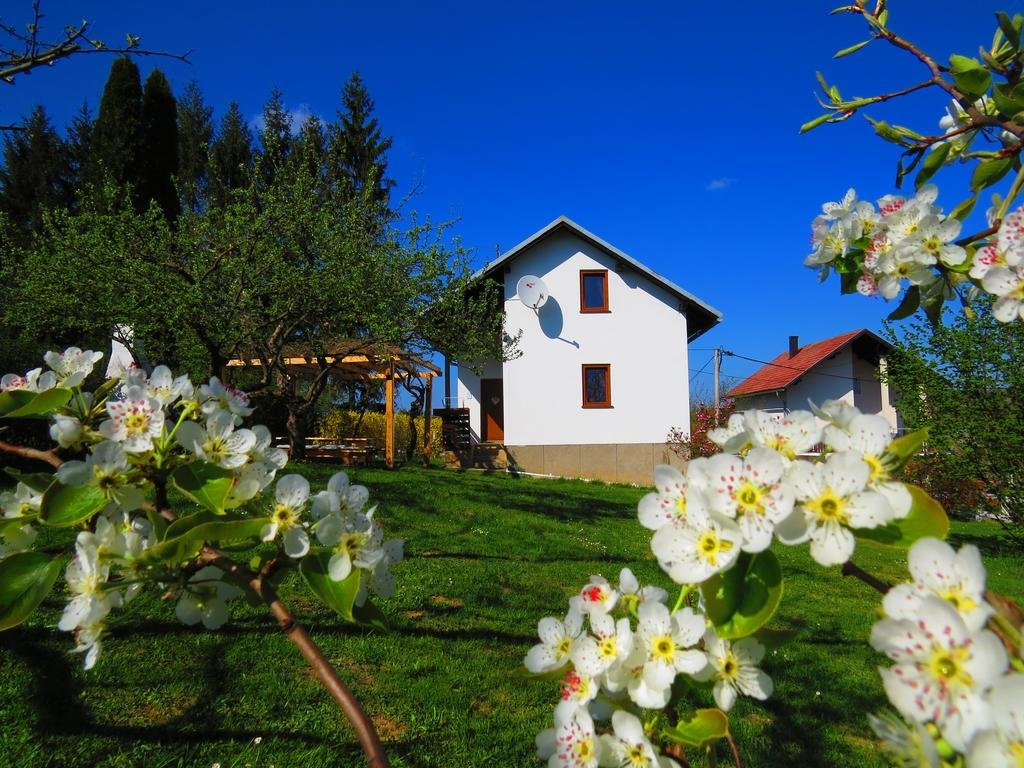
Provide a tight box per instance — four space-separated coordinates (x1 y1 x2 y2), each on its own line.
91 57 144 197
139 68 180 220
0 105 71 238
177 80 213 212
328 71 394 207
209 102 254 209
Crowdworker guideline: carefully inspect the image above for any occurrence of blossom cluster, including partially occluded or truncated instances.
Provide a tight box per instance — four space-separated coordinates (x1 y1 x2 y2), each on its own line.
527 569 771 768
869 537 1022 767
806 187 1024 322
528 400 919 764
1 347 403 668
651 402 909 572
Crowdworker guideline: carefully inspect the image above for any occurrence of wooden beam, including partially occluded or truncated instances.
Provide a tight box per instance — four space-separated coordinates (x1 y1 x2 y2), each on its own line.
385 359 395 470
423 375 434 466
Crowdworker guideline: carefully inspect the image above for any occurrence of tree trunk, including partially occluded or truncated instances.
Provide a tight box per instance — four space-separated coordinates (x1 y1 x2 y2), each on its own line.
286 406 307 460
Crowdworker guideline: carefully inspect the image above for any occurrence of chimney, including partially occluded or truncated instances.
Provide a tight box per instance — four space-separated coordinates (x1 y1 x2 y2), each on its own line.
789 335 800 358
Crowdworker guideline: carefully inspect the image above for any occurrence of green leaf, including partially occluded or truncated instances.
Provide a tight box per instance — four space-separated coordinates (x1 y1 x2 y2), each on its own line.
140 515 270 564
949 54 993 99
299 551 360 622
353 599 389 631
145 507 169 542
866 116 912 146
840 271 861 295
834 39 871 58
885 427 929 472
997 11 1021 50
754 627 800 649
915 143 951 190
701 550 783 639
854 484 950 547
949 194 979 221
661 709 730 748
887 286 921 321
39 482 106 527
3 468 55 494
0 552 62 630
971 156 1014 191
171 462 235 515
0 387 72 419
799 113 833 134
0 516 36 537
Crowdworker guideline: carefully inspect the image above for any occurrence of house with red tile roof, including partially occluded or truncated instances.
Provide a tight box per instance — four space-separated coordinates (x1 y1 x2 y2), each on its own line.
728 329 901 433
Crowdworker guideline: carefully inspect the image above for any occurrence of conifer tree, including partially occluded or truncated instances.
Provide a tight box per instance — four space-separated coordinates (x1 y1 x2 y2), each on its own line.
0 105 70 238
91 57 145 197
139 68 180 220
294 113 327 184
209 102 254 209
176 80 213 212
257 87 292 187
328 71 394 208
66 102 95 203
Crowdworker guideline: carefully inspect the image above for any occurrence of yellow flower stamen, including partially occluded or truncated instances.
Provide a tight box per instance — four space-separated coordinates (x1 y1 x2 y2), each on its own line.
807 487 849 525
698 530 733 566
735 481 766 516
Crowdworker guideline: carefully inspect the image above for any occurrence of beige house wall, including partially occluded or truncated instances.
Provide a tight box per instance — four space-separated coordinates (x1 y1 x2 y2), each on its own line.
506 443 686 486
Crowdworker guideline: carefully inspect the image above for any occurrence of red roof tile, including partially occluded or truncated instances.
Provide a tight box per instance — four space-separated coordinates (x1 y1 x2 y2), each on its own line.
728 330 879 398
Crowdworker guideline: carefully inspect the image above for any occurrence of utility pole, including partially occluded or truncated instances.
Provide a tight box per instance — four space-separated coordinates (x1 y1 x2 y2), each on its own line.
713 348 722 424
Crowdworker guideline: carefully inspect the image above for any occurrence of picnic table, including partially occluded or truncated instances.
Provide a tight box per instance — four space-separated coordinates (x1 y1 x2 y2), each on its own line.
274 436 375 465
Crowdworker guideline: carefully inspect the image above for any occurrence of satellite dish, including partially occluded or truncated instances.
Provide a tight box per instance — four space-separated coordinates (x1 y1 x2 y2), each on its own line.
516 275 549 309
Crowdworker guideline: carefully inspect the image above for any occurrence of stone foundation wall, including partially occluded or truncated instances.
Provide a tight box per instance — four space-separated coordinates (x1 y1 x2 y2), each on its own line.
505 443 686 486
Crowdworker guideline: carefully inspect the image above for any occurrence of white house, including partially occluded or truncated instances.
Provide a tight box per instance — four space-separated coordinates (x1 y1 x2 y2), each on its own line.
727 329 902 433
455 216 721 484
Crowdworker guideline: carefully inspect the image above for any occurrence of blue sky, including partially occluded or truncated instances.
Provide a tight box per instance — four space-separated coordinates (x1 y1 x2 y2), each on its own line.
4 0 1023 404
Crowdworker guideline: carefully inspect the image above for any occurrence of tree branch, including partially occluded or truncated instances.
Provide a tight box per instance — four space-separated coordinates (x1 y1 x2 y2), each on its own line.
0 438 61 467
199 546 390 768
0 4 192 96
841 560 891 594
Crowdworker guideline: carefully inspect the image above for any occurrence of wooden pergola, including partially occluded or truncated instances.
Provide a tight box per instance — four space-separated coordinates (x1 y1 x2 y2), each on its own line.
226 342 441 468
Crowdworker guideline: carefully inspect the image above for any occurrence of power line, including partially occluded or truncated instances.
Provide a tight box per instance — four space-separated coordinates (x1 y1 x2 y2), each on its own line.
723 350 882 385
688 356 713 384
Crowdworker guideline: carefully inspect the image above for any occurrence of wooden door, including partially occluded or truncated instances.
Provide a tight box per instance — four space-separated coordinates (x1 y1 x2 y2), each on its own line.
480 378 504 442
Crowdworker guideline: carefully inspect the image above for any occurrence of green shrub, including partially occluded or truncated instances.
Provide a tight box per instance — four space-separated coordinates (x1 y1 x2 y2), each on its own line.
318 408 442 457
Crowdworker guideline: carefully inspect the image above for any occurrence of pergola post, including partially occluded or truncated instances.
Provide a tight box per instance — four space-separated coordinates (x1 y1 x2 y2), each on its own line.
423 374 434 466
385 358 395 469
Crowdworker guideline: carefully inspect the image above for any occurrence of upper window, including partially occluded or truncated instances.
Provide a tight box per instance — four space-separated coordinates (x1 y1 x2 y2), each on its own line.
582 364 611 408
580 270 609 313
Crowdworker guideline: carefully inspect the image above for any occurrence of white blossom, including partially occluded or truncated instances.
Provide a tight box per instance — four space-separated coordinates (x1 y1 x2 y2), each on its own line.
175 566 242 630
43 347 103 388
871 596 1008 752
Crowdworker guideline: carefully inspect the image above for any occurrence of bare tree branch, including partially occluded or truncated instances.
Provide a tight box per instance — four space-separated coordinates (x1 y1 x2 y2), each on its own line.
1 1 192 127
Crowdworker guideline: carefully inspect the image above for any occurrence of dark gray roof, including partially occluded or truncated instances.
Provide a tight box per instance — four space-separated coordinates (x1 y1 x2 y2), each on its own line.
476 215 722 341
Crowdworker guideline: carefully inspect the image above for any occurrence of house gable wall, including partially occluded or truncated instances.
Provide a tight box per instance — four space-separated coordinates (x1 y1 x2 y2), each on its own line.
734 346 901 434
501 229 689 446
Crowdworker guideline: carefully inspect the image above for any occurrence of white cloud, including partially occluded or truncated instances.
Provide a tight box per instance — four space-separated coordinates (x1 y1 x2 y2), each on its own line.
705 177 735 191
249 103 320 133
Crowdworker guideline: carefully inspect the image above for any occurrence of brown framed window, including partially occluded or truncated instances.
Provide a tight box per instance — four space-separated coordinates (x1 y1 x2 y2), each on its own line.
580 269 609 312
582 364 612 408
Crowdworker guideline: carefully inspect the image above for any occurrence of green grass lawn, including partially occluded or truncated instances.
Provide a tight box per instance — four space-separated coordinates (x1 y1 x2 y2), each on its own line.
1 464 1021 768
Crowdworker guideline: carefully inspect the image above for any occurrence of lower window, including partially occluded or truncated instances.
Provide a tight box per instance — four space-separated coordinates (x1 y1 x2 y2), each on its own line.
582 364 611 408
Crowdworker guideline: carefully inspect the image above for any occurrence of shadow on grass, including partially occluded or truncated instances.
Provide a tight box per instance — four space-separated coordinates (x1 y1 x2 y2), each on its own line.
413 549 636 565
357 470 641 525
2 632 335 748
946 530 1021 557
